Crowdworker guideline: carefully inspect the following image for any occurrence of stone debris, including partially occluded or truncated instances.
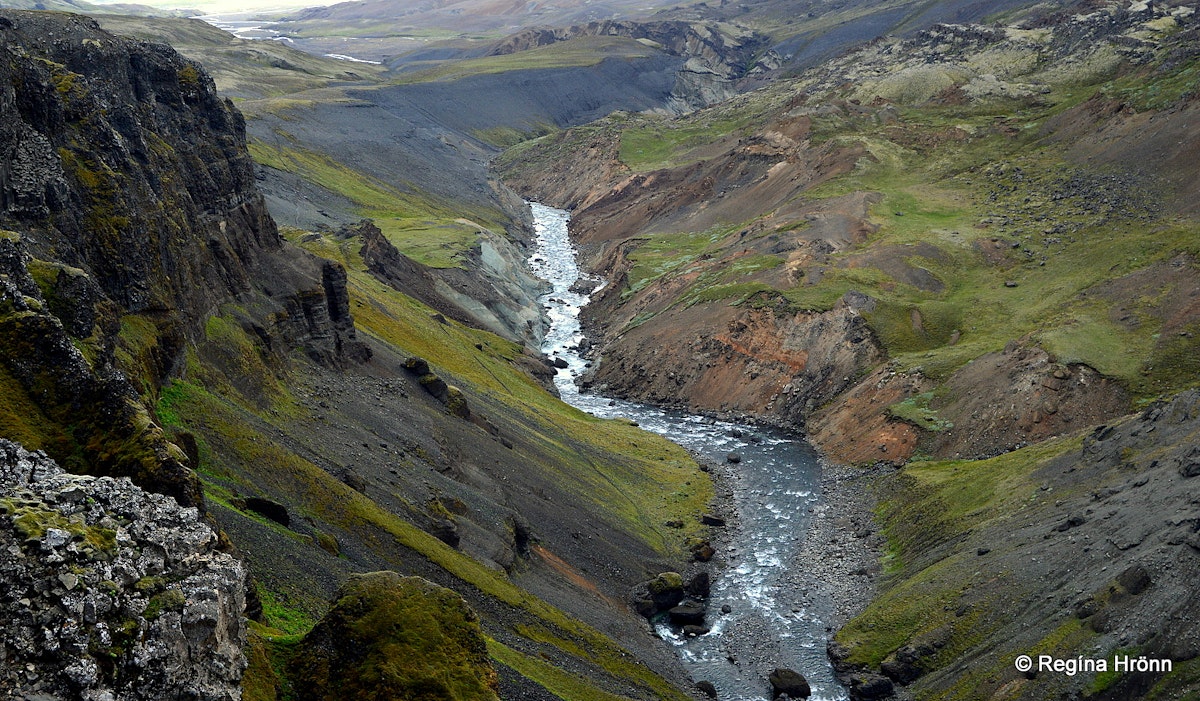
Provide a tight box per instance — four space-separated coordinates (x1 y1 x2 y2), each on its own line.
0 439 246 701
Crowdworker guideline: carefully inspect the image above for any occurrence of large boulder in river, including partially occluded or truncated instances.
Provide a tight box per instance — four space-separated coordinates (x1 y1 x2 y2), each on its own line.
632 571 686 617
769 668 811 699
668 600 707 625
648 571 686 609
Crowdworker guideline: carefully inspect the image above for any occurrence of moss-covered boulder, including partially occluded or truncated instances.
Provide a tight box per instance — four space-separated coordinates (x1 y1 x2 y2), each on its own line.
290 571 499 701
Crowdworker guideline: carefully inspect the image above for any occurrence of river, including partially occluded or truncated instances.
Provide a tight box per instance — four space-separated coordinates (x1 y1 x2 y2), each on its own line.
527 202 848 701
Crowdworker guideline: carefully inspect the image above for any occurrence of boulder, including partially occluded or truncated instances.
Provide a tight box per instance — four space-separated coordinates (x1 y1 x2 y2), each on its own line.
1117 564 1152 595
687 571 712 598
690 539 717 562
290 572 499 701
647 572 686 610
701 513 727 527
847 672 895 700
668 601 707 625
246 496 291 527
727 452 742 464
769 668 811 699
697 680 718 697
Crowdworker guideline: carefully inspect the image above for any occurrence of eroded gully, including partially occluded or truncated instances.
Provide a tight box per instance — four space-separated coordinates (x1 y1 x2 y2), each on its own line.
528 202 849 701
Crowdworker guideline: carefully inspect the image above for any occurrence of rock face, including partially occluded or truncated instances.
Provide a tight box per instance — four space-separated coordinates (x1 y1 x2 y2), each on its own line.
490 20 774 111
290 571 499 701
0 439 247 701
0 10 368 500
357 219 546 345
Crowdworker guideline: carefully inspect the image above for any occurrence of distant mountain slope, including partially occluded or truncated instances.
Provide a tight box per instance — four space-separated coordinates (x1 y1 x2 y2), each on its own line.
500 1 1200 459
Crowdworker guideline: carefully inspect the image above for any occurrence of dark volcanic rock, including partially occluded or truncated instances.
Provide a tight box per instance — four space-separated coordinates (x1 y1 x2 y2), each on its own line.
0 10 365 366
668 600 706 625
846 672 894 700
245 496 291 527
769 668 812 699
686 571 712 598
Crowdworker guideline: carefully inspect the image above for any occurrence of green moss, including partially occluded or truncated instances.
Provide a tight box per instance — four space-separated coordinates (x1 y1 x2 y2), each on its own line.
315 532 340 557
290 572 499 701
0 362 68 452
144 589 187 620
242 630 285 701
259 586 318 636
887 392 953 432
178 64 201 86
0 497 117 553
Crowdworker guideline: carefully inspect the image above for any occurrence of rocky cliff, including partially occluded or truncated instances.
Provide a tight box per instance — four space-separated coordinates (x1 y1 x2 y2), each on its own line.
0 439 246 700
0 10 368 501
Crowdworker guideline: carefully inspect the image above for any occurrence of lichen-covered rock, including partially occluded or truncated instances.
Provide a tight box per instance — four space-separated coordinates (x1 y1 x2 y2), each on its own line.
290 571 498 701
0 439 246 701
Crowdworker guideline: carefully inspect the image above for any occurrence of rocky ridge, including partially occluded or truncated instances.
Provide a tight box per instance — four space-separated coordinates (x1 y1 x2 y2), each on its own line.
0 10 370 502
491 20 777 111
0 439 246 701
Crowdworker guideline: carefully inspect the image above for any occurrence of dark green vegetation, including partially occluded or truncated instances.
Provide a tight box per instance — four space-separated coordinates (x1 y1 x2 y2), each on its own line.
289 572 499 701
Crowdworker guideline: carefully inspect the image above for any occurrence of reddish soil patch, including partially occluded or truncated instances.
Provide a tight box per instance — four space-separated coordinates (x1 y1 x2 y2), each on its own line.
808 365 931 465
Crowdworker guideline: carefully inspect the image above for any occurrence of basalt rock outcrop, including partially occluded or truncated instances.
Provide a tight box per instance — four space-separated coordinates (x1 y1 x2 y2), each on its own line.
0 10 366 367
0 10 368 499
356 218 546 345
0 439 246 701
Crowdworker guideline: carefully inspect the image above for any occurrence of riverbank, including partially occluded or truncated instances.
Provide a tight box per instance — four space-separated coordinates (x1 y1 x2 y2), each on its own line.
794 461 889 629
698 446 888 697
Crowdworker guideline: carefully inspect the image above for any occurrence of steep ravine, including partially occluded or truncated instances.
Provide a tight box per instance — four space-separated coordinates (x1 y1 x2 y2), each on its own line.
530 201 852 701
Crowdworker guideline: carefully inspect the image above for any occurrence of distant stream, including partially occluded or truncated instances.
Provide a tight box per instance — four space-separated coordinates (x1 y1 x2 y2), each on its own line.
528 202 848 701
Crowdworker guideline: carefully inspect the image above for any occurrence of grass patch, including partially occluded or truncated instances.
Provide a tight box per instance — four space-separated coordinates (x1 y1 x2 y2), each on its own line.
249 139 502 268
487 638 632 701
618 112 758 171
887 392 952 432
0 362 67 452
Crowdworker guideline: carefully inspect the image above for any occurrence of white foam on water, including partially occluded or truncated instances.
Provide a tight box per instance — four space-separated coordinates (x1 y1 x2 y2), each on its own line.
528 201 848 701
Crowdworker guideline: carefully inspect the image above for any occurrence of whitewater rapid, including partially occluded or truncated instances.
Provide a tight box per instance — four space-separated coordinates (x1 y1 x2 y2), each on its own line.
528 202 847 700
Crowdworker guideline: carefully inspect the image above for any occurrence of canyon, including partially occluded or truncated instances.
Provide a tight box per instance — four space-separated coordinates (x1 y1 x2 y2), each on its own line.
0 0 1198 700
